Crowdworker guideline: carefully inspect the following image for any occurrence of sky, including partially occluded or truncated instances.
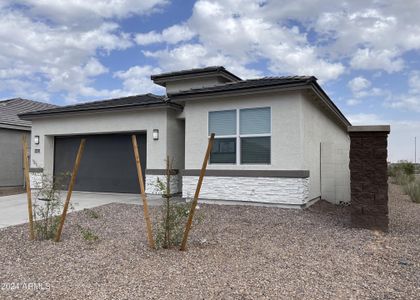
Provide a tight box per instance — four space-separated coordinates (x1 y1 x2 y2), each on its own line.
0 0 419 162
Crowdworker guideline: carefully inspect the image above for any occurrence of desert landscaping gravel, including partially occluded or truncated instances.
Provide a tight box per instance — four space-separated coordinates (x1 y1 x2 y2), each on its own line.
1 183 419 299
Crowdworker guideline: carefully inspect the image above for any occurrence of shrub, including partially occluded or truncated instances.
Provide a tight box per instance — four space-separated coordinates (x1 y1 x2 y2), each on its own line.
403 180 420 203
154 202 192 249
77 225 99 242
399 161 415 175
390 171 415 185
84 209 100 219
33 172 70 240
153 157 203 249
389 161 415 178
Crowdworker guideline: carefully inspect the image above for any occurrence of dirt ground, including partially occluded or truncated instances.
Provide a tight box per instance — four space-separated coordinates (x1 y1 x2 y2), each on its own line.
0 183 419 299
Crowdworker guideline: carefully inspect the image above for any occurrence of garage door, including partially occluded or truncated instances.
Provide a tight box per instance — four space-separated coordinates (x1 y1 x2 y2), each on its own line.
54 133 146 193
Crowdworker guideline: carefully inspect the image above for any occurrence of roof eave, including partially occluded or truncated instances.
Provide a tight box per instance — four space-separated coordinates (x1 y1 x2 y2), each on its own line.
168 80 312 100
152 69 242 87
309 82 351 127
19 102 183 120
168 79 350 129
0 122 31 131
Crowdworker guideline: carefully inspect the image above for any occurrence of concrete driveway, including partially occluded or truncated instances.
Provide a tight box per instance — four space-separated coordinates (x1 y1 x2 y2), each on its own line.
0 191 164 229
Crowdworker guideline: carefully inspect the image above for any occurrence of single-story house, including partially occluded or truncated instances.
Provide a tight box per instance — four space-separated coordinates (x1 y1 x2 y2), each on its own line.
19 66 351 208
0 98 56 195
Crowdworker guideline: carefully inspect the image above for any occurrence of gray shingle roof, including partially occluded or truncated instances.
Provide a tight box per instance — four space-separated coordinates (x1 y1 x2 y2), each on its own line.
0 98 57 129
19 94 181 119
168 76 316 97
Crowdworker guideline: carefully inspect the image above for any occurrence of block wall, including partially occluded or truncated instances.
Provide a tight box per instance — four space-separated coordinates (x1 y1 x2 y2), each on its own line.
349 129 389 231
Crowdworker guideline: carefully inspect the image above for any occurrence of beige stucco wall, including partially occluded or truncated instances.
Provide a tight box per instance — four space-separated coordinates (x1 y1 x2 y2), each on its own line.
183 91 303 170
166 109 185 170
29 107 181 175
301 92 350 203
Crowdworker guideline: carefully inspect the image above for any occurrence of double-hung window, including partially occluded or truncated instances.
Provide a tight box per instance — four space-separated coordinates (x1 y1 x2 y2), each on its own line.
209 107 271 164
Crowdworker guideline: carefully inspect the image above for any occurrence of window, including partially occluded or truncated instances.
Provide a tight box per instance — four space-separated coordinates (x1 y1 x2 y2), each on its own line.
211 138 236 163
209 107 271 164
209 110 236 136
209 110 236 163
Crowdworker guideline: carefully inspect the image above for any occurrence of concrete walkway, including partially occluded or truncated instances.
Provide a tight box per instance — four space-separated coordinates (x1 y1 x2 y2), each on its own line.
0 191 165 229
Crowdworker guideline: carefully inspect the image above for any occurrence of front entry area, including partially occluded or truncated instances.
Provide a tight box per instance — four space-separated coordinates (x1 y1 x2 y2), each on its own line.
54 133 146 193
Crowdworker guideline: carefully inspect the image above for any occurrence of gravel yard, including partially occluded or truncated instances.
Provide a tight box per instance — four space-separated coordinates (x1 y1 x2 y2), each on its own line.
1 183 419 299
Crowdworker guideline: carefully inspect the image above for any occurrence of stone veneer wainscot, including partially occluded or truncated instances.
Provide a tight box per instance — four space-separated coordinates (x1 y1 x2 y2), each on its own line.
182 171 311 207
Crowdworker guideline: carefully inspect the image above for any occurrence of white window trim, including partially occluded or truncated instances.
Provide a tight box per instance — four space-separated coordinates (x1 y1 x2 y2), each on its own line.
208 106 271 165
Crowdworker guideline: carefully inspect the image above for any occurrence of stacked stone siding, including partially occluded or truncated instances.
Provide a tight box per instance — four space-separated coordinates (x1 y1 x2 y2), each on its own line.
348 126 390 231
182 176 310 206
29 171 43 189
145 174 181 194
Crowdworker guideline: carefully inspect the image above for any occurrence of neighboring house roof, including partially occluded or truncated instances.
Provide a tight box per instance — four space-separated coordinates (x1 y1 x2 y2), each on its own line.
0 98 57 130
19 94 181 119
168 75 351 127
151 66 242 86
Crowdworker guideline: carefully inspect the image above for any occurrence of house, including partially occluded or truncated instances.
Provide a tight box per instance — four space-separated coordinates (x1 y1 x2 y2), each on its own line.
0 98 56 195
19 66 351 208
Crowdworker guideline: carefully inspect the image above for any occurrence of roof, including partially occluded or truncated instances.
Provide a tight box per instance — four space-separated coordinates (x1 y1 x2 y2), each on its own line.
0 98 57 130
151 66 242 86
168 75 351 127
19 94 181 119
17 69 350 128
168 76 315 97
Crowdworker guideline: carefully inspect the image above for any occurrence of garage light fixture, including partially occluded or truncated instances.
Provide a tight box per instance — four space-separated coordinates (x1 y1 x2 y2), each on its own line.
153 129 159 140
34 135 40 145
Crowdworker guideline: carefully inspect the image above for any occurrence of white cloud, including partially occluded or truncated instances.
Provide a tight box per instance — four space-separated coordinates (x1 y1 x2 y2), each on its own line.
114 65 164 95
45 58 108 96
350 48 404 73
0 2 152 101
2 0 420 103
136 24 195 45
347 113 385 125
59 64 165 104
388 96 420 112
346 98 361 106
346 76 388 104
144 44 262 79
408 71 420 94
6 0 169 25
387 72 420 112
348 76 371 93
140 0 345 81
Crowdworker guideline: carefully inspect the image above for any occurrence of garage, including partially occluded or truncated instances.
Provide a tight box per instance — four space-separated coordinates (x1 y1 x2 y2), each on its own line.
54 133 146 193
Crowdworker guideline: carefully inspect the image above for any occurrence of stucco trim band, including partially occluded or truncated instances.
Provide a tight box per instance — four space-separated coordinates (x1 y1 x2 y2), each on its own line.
180 169 309 178
145 169 179 175
348 125 390 133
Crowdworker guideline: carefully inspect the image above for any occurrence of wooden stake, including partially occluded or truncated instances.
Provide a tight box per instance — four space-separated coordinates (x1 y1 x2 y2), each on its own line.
131 135 155 249
55 139 86 242
180 133 215 251
22 135 35 240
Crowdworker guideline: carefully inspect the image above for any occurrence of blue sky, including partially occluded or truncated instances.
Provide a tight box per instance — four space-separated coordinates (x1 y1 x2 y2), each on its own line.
0 0 419 162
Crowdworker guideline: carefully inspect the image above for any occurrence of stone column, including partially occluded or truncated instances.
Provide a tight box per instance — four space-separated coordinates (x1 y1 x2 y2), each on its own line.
348 125 391 232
